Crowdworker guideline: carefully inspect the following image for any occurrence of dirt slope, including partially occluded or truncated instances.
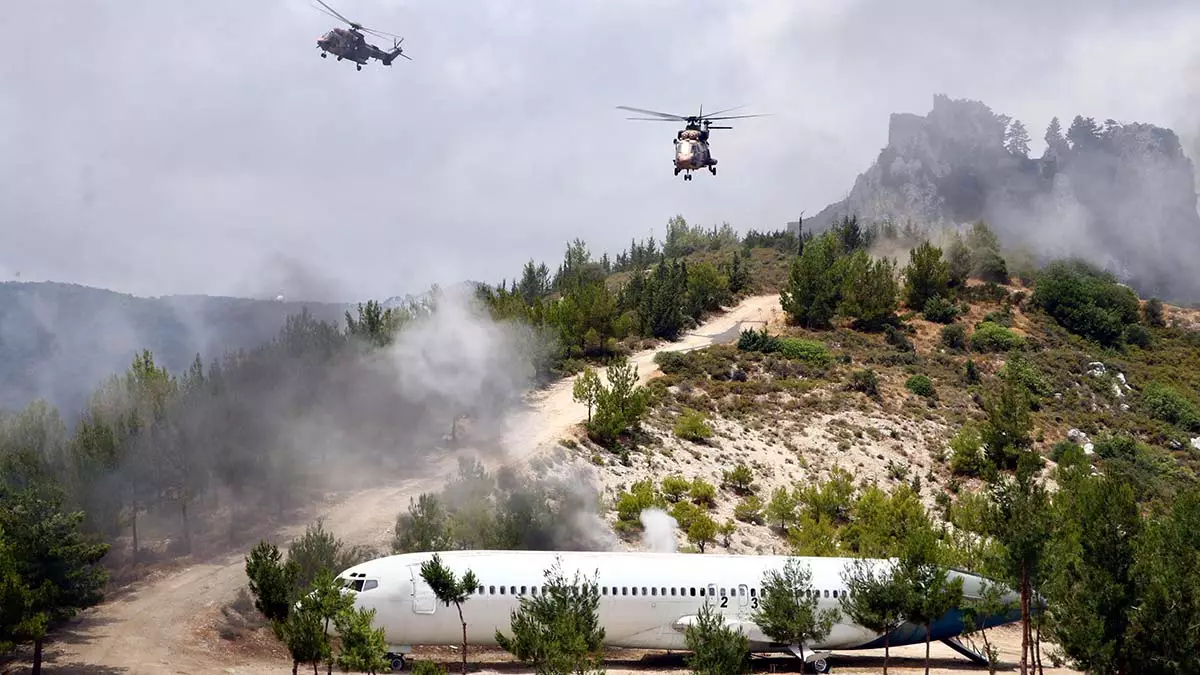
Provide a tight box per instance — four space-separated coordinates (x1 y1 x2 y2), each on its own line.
27 294 782 675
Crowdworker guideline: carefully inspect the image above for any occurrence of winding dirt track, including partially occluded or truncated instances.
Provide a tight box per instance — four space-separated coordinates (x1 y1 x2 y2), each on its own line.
24 295 782 675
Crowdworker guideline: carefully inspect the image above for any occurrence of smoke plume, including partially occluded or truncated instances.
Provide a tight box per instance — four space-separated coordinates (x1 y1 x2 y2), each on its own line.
639 508 679 553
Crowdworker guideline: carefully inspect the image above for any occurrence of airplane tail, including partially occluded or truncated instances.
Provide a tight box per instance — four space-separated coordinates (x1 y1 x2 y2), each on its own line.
383 38 411 65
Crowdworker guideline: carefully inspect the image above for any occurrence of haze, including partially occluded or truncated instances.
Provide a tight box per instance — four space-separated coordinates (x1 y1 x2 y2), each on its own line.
3 0 1197 303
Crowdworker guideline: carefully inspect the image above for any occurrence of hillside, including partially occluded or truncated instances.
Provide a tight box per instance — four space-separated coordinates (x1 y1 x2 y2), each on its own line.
0 281 349 415
807 94 1200 305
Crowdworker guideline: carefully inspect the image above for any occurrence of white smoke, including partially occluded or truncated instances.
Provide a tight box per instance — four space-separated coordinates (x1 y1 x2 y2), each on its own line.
639 508 679 552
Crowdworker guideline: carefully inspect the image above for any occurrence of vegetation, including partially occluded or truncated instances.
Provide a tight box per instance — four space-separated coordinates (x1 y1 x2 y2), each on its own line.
419 553 479 674
682 600 749 674
495 557 606 675
750 558 839 660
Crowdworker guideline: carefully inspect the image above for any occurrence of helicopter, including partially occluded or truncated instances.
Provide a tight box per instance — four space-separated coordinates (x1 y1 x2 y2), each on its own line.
312 0 410 70
617 105 768 180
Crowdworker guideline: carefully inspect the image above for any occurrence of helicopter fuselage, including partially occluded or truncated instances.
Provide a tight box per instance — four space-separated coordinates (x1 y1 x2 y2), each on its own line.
317 26 404 68
673 127 717 179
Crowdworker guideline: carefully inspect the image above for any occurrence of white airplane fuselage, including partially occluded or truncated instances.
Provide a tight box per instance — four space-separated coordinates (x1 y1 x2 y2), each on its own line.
333 550 1021 654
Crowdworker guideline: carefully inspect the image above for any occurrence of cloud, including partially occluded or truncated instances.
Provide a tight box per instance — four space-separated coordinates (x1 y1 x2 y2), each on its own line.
2 1 1197 301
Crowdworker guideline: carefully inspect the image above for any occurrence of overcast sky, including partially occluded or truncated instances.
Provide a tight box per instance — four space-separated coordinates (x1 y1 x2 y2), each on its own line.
2 0 1197 303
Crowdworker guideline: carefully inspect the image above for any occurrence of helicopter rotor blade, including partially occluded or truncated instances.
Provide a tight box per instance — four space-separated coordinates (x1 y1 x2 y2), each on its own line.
362 26 405 40
703 113 772 121
616 106 688 121
624 117 682 122
701 105 748 118
313 0 356 27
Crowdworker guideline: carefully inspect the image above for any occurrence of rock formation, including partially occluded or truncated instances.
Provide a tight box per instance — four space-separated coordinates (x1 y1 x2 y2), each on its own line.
810 94 1200 304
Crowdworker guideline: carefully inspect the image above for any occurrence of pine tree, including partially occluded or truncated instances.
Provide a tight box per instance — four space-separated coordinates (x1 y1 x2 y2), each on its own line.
495 557 605 674
1005 120 1031 158
839 558 907 674
420 553 480 674
750 558 839 660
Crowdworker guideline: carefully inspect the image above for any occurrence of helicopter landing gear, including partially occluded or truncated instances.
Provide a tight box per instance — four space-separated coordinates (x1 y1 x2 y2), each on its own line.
337 55 343 61
356 63 362 70
682 173 692 181
320 52 327 58
709 165 717 176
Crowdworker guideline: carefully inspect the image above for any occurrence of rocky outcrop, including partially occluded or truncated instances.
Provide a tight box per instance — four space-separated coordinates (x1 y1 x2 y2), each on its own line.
810 94 1200 304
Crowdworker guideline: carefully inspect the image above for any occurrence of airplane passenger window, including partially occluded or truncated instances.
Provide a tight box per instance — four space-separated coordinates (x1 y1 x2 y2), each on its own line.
739 587 746 596
670 588 677 596
699 588 705 597
521 586 527 595
832 590 838 598
500 587 505 595
690 588 696 597
510 586 516 595
641 587 647 596
651 588 657 596
661 588 666 596
477 586 483 595
750 589 756 597
602 587 607 596
363 580 378 591
823 590 829 598
720 588 727 597
489 586 495 594
622 587 628 596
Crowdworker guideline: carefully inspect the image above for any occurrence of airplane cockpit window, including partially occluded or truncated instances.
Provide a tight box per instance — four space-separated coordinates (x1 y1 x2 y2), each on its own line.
362 579 378 592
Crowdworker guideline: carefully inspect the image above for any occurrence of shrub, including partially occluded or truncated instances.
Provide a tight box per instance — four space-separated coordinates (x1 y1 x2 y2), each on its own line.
1049 440 1083 464
674 409 714 442
940 323 967 350
1142 298 1166 327
733 496 765 524
776 338 832 365
965 359 980 384
884 325 914 351
690 479 717 508
661 475 691 503
949 425 986 477
1141 382 1200 430
1124 324 1151 348
974 249 1010 284
922 295 960 323
969 321 1025 353
722 464 755 495
409 662 447 675
905 374 935 398
683 601 750 674
737 327 779 353
1031 259 1140 346
848 369 879 397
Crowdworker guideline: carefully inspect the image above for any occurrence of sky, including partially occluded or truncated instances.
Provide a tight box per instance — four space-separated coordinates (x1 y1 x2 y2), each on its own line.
2 0 1198 303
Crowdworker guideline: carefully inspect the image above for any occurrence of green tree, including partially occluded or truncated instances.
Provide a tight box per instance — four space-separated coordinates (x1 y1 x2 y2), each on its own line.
393 494 451 553
287 519 377 599
780 233 842 329
278 600 330 675
245 540 299 624
0 486 109 674
1142 297 1166 327
420 553 480 674
960 580 1016 674
687 512 717 553
894 526 964 675
721 464 755 496
572 367 602 424
1044 472 1141 674
587 357 650 446
980 372 1033 472
661 475 691 503
304 569 355 675
765 486 799 533
334 605 390 674
903 241 951 312
1127 487 1200 673
495 557 605 675
683 600 749 674
837 250 900 330
839 557 907 674
945 233 972 287
751 558 839 661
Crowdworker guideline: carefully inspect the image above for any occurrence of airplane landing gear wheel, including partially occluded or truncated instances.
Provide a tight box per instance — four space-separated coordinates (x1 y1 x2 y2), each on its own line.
386 653 405 671
808 657 831 673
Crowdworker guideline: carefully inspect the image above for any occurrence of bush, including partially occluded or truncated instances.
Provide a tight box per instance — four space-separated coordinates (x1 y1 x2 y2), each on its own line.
1141 382 1200 430
733 496 765 524
683 601 749 674
722 464 755 495
975 249 1010 284
737 327 779 353
949 425 986 477
884 325 914 351
1031 259 1140 346
1142 298 1166 327
689 479 717 508
903 241 952 312
776 338 832 365
905 374 935 398
848 369 879 397
409 662 447 675
969 321 1025 353
940 323 967 350
674 409 714 442
661 475 691 503
922 295 960 323
1124 324 1151 348
1050 440 1084 464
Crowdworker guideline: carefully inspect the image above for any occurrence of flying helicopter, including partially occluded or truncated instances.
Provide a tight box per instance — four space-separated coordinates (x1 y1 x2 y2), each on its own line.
312 0 410 70
617 105 768 180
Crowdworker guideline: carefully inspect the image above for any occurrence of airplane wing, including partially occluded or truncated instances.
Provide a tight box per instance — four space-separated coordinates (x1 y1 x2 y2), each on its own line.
669 614 772 644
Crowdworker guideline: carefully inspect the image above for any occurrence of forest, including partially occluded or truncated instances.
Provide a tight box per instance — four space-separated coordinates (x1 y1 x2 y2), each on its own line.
4 214 1200 674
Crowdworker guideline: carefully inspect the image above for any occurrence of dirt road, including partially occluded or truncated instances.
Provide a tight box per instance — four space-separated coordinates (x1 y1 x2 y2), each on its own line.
25 295 782 675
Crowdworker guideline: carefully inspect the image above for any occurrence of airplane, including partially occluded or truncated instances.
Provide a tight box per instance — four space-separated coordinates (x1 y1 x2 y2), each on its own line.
329 549 1025 673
